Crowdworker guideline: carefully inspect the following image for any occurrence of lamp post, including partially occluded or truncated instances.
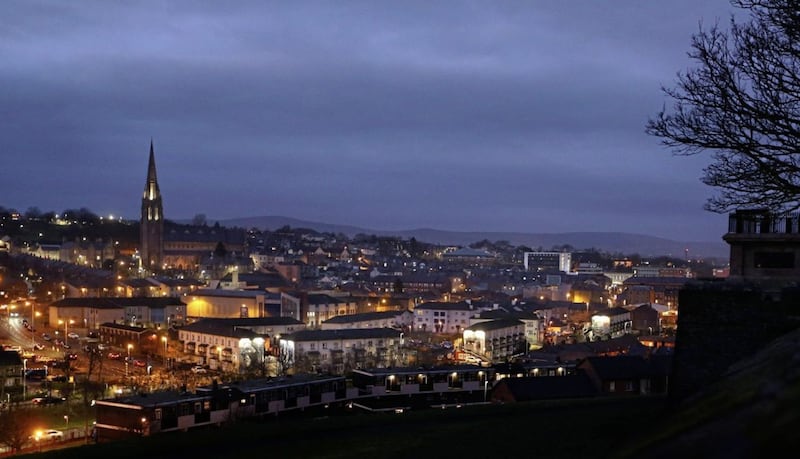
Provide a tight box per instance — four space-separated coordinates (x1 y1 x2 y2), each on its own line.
22 358 27 399
30 303 35 347
162 336 168 357
126 344 133 378
478 370 487 402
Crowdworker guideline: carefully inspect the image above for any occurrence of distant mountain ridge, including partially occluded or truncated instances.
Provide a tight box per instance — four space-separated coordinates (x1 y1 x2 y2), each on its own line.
206 215 729 260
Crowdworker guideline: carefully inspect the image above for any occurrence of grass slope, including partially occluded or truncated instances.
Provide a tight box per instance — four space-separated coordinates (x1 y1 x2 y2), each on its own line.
19 397 665 459
20 327 800 459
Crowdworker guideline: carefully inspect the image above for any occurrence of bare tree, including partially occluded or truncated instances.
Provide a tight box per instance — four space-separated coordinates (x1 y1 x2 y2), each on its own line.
647 0 800 213
82 347 105 406
276 348 294 376
0 407 42 453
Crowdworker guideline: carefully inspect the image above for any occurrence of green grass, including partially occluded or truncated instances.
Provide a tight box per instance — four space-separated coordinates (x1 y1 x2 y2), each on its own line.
18 396 667 459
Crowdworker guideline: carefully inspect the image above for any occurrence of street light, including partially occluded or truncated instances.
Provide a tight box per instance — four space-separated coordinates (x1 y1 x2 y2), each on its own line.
30 303 35 347
22 358 27 399
126 344 133 378
162 336 168 356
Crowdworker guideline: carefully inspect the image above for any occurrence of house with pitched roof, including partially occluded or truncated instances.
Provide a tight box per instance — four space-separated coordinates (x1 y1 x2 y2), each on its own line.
0 350 23 400
490 373 597 402
320 310 413 331
279 328 403 374
577 354 672 395
185 289 270 320
280 292 358 328
177 318 275 373
462 319 526 363
177 316 304 367
50 296 187 330
413 301 474 334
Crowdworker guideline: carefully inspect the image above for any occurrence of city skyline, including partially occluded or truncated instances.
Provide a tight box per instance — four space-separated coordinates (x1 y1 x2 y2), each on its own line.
1 1 738 242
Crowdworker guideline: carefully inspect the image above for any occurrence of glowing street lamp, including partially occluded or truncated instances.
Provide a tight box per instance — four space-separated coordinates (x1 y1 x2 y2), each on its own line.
162 336 168 355
30 303 35 347
126 344 133 378
22 359 27 399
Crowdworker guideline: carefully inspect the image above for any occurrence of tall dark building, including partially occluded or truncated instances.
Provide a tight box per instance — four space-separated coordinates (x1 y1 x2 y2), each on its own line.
140 140 164 272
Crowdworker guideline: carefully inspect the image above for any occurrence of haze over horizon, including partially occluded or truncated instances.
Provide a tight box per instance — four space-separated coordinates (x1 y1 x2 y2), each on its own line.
1 1 737 243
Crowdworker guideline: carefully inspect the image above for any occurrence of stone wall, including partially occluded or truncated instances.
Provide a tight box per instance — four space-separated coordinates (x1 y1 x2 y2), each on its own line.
668 280 800 406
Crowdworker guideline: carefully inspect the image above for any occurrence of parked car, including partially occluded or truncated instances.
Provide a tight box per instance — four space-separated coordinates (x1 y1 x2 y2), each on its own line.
61 343 71 349
191 365 207 374
67 353 78 360
32 396 65 405
32 343 44 350
67 332 80 340
41 333 51 341
107 352 121 360
133 359 146 367
38 429 64 441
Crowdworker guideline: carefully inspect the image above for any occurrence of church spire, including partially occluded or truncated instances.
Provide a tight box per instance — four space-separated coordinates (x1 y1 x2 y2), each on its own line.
144 138 160 201
140 139 164 273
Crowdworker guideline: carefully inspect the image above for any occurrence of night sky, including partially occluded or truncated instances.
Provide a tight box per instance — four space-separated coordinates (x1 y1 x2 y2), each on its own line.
1 1 738 242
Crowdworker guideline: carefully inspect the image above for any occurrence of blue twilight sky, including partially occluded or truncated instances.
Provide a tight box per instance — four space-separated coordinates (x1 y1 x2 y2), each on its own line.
0 0 740 242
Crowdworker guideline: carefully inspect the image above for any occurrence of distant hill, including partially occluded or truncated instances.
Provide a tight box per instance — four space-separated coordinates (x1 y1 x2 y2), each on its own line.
207 215 729 260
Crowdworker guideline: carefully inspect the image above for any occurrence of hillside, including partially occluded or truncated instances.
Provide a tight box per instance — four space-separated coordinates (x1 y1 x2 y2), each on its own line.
22 326 800 458
614 325 800 458
211 215 729 259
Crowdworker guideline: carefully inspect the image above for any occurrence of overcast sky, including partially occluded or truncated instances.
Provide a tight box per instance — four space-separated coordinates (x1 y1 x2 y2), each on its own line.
0 0 740 242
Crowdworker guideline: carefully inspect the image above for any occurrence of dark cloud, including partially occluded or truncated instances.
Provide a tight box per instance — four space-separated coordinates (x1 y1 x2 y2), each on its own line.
0 0 736 242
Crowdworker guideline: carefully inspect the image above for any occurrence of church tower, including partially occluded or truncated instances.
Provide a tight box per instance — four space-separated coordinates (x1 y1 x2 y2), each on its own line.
140 139 164 272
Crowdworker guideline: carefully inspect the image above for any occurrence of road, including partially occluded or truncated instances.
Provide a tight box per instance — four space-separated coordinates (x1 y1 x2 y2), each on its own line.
3 299 222 397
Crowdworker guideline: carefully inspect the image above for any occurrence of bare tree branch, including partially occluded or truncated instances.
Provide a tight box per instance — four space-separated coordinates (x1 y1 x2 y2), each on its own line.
647 0 800 213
